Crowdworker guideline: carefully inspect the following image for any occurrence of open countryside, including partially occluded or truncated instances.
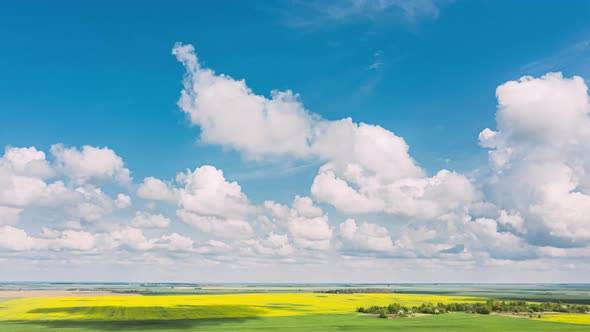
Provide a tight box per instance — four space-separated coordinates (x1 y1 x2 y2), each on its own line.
0 284 588 331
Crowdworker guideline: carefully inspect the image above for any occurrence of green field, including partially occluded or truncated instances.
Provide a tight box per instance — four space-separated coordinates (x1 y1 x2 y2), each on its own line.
0 313 588 332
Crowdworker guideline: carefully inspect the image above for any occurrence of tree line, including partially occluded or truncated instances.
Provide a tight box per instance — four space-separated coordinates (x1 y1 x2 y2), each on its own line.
316 288 394 294
357 300 590 318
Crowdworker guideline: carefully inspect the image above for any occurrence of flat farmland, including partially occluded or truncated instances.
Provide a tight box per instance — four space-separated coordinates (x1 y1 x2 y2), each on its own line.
0 293 483 320
0 290 588 331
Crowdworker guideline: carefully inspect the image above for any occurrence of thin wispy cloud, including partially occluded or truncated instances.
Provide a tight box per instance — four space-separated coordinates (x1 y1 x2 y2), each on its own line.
368 50 383 70
283 0 444 28
230 161 322 182
521 38 590 77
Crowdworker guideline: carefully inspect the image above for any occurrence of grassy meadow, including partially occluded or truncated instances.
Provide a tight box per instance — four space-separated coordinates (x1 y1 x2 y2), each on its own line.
1 313 590 332
0 285 588 331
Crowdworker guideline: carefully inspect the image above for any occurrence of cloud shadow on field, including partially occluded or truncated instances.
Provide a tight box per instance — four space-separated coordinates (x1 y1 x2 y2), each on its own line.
16 317 261 331
18 304 265 330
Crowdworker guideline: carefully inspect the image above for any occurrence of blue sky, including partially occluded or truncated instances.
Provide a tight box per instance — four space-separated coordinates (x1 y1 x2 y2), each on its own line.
1 1 590 282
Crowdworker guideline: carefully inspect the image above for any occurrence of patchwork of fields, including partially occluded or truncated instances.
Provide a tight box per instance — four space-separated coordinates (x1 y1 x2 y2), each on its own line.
0 293 482 320
0 288 588 331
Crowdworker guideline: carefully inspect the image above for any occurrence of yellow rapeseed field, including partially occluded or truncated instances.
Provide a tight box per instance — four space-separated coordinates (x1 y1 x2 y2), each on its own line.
0 293 481 321
535 313 590 325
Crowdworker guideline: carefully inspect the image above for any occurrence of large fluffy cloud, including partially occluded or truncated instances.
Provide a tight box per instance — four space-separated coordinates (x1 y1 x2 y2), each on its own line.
173 43 422 178
312 165 477 218
480 73 590 246
173 43 314 158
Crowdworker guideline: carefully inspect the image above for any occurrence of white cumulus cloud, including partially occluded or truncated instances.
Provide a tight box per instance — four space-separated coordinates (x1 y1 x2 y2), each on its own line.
480 73 590 245
51 144 132 184
131 211 171 229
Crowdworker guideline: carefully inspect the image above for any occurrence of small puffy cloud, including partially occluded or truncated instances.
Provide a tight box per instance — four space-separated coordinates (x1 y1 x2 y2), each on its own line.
145 165 255 239
289 215 332 242
267 233 293 253
66 186 114 222
142 165 256 239
131 211 171 229
0 226 38 250
264 196 332 251
50 144 132 183
0 172 57 207
497 210 526 234
478 128 497 149
242 233 294 257
312 120 424 182
311 167 379 214
288 215 332 250
177 210 253 239
110 227 155 251
177 165 252 219
66 202 111 221
159 233 194 251
115 193 132 208
339 219 357 240
137 177 177 201
196 239 232 254
0 146 54 178
265 196 323 222
338 219 394 253
0 147 70 208
51 230 96 251
263 200 292 222
292 195 323 218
